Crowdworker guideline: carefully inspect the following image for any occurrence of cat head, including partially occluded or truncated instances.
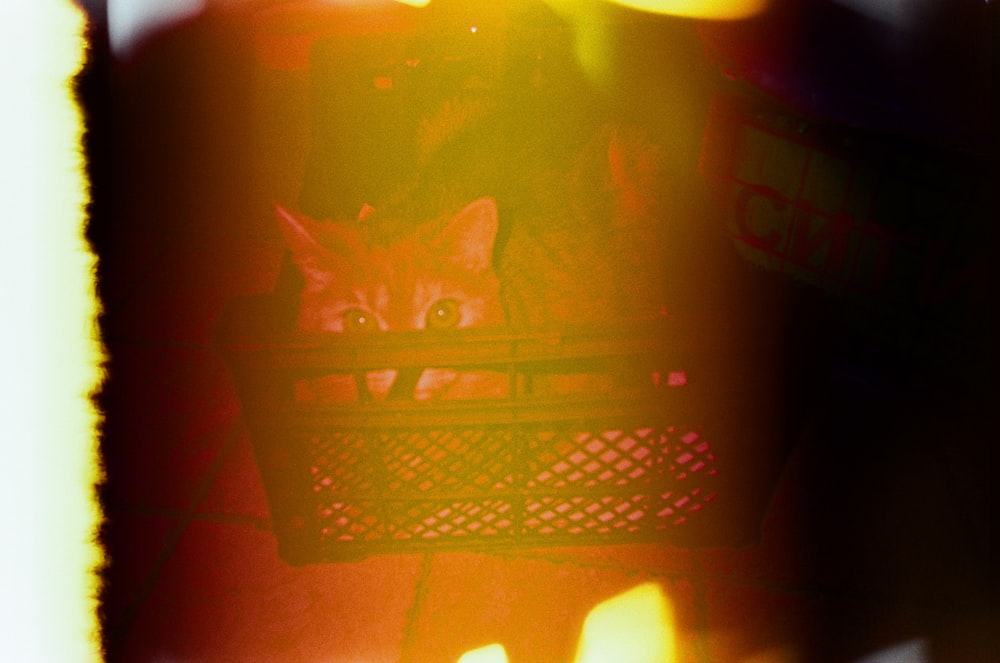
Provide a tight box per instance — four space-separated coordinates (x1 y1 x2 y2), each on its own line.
275 196 506 334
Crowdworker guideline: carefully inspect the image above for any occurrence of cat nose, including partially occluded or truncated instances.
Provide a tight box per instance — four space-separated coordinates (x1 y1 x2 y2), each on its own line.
364 369 398 401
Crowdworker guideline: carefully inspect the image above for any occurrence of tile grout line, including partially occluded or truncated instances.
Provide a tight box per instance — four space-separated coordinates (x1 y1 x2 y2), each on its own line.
103 335 219 351
98 232 176 321
103 412 249 661
503 547 694 577
107 502 271 531
398 552 436 663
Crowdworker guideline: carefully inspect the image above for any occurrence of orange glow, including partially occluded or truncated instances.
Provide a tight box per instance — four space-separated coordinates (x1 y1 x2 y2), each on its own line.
391 0 769 18
457 643 510 663
573 583 675 663
604 0 769 19
454 583 676 663
739 647 802 663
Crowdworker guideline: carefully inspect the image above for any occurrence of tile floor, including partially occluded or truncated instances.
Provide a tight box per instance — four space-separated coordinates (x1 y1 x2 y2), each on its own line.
89 6 995 663
95 214 995 663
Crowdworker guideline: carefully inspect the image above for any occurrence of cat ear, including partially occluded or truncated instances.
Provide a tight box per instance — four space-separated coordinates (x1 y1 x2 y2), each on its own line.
274 204 344 289
357 203 376 223
433 197 498 275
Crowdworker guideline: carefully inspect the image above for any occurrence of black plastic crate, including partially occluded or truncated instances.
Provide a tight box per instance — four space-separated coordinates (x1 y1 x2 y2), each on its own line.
217 293 795 564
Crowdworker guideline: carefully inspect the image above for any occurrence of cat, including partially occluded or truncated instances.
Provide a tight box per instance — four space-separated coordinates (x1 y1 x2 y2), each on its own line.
275 195 510 401
276 111 670 402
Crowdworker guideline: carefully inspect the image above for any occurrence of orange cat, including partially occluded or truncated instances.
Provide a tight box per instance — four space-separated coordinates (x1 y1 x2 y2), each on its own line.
276 196 508 401
276 124 669 402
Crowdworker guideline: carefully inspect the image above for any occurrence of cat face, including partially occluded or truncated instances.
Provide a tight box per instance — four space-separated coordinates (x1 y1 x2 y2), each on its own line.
275 197 507 401
276 197 505 334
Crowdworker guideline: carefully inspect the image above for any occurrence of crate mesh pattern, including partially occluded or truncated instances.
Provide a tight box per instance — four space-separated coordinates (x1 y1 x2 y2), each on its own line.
301 420 718 552
218 295 795 562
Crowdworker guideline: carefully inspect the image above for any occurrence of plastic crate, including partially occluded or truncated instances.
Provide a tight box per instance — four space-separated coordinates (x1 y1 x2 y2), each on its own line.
216 293 795 564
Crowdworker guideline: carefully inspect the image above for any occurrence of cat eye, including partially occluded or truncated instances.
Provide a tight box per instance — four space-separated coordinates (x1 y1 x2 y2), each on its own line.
426 298 461 330
342 308 377 332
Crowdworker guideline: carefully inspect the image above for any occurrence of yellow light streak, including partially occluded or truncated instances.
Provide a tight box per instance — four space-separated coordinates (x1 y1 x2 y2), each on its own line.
1 0 102 661
573 582 675 663
605 0 770 19
457 643 510 663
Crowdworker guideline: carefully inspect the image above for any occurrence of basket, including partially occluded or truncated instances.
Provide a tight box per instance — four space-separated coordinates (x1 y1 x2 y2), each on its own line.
216 293 795 564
